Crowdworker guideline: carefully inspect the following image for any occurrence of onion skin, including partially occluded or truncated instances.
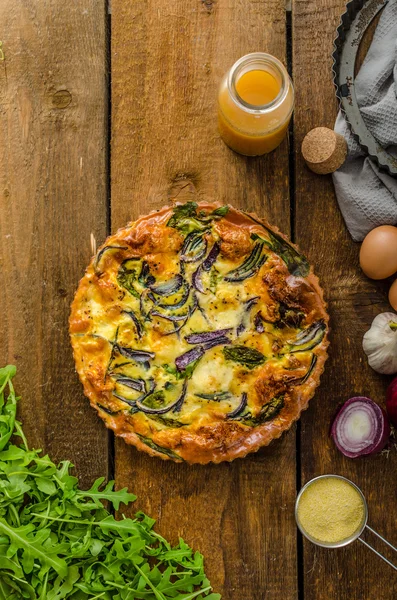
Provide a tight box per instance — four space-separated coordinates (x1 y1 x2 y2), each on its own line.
331 396 390 458
386 377 397 428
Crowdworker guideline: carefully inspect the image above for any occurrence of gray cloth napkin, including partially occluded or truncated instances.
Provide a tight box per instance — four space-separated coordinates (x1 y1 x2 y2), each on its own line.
333 0 397 242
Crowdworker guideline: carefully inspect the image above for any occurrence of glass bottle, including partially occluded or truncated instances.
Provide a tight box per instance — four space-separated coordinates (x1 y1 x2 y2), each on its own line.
218 52 294 156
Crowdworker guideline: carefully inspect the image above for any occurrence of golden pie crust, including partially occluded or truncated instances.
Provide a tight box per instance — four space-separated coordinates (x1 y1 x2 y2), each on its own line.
70 202 329 464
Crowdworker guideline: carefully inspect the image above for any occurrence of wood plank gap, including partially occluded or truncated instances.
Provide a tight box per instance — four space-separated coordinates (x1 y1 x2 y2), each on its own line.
286 7 304 600
292 0 397 596
106 1 115 488
286 8 295 245
111 1 297 597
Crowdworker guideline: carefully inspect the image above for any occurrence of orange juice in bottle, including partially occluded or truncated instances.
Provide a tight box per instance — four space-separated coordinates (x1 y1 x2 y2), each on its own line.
218 53 294 156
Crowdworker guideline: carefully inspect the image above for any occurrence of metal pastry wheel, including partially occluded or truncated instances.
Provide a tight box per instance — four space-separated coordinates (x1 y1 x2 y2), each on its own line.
332 0 397 176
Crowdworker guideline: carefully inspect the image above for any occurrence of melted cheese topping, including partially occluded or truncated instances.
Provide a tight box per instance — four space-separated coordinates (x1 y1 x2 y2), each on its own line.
70 203 329 463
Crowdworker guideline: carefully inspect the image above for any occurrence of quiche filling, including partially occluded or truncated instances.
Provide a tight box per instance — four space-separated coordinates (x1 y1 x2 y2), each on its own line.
70 202 329 463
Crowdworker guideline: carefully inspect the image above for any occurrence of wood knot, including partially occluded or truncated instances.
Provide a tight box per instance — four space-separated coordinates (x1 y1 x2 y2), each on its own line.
201 0 215 14
52 90 72 109
168 173 199 203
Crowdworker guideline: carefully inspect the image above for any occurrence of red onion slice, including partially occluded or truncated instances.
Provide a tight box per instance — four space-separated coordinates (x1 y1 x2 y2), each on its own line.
122 309 143 338
150 275 184 296
254 312 265 333
192 265 205 293
331 396 390 458
175 346 205 371
226 393 248 418
175 336 230 371
202 242 220 271
185 328 232 344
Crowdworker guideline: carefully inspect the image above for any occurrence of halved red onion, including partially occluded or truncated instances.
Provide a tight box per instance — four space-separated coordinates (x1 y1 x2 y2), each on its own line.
331 396 390 458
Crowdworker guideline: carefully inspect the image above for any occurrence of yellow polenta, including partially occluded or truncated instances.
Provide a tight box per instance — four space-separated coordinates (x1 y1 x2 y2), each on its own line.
298 477 365 543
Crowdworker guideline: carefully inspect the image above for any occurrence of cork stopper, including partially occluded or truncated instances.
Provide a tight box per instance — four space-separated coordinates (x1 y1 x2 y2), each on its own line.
301 127 347 174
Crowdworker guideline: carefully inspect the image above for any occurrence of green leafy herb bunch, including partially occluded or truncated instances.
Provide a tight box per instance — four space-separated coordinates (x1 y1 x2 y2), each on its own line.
0 365 220 600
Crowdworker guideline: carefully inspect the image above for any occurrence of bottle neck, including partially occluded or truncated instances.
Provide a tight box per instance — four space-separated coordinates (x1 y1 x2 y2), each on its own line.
228 53 289 114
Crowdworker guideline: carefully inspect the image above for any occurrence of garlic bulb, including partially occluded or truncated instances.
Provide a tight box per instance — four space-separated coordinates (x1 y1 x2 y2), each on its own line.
363 312 397 374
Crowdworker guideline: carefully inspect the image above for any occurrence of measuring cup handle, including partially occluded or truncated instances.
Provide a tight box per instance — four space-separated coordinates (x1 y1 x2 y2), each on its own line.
365 525 397 553
358 525 397 571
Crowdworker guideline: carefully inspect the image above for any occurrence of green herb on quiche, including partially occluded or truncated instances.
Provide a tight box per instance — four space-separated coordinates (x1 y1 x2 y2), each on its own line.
224 242 266 282
117 258 140 299
163 360 200 380
167 202 229 234
283 320 326 354
135 434 184 461
94 245 128 270
277 303 305 329
210 206 229 217
0 365 219 599
250 223 310 277
240 396 285 426
223 345 266 369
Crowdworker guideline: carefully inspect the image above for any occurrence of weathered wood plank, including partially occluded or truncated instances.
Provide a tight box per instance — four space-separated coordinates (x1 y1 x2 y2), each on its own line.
293 0 397 596
111 1 297 597
0 0 109 486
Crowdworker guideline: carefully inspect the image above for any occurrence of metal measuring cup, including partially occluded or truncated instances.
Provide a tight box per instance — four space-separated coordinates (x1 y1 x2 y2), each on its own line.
295 475 397 571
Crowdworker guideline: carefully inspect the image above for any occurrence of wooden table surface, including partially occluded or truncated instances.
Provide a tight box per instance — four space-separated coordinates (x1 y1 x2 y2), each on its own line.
1 1 396 598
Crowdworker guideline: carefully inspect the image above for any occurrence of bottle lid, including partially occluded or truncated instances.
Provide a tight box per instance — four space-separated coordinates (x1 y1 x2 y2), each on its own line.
301 127 347 174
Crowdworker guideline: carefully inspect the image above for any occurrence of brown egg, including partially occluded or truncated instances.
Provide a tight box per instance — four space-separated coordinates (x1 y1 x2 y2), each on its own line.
389 279 397 311
360 225 397 279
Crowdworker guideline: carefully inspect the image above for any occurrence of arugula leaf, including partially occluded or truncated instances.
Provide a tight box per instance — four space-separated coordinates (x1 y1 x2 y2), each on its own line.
74 477 136 510
0 366 17 452
0 520 68 577
0 366 218 599
223 345 266 369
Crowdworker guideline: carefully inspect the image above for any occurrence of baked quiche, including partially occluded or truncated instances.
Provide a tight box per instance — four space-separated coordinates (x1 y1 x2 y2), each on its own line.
70 202 329 464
